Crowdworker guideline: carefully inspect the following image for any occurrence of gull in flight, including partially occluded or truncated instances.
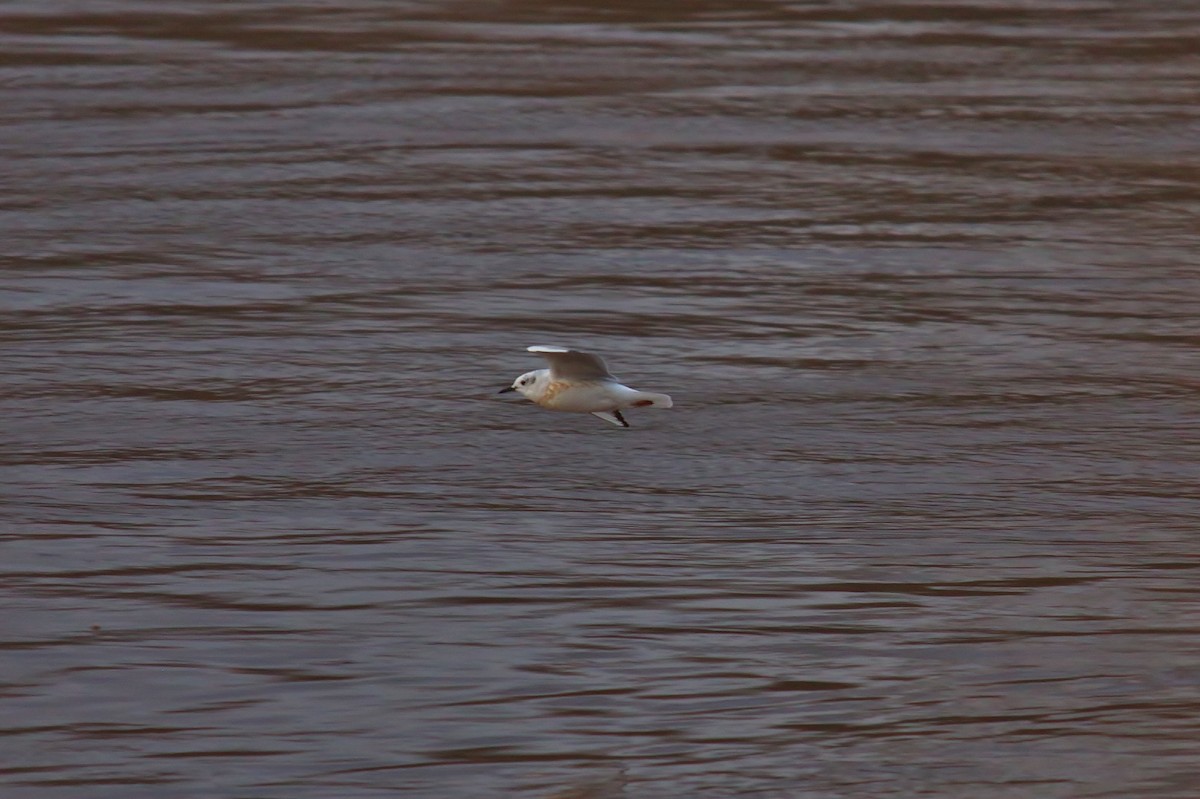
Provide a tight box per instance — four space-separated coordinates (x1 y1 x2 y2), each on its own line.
499 345 673 428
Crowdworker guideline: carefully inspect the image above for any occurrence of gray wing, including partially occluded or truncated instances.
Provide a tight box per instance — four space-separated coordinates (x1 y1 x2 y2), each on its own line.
527 345 616 381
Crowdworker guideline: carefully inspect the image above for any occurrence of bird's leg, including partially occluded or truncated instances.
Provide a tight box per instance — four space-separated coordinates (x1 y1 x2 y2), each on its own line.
613 410 629 428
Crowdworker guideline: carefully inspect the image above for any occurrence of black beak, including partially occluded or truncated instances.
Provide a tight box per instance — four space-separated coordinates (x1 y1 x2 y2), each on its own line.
498 386 517 394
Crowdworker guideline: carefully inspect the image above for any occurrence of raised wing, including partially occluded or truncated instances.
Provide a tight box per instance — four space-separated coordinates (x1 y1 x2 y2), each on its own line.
527 345 616 381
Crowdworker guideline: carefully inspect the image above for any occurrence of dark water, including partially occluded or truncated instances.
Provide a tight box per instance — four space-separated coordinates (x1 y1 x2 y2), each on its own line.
4 2 1200 797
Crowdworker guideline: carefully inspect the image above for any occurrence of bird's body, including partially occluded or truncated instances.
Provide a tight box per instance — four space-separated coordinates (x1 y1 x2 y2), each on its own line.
500 345 673 428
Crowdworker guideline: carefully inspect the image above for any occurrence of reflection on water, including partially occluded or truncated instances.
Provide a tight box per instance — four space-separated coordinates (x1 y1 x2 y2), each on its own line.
3 1 1200 798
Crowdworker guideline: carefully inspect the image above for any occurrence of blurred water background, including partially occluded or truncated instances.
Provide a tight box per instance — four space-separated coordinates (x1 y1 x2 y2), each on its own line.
3 1 1200 797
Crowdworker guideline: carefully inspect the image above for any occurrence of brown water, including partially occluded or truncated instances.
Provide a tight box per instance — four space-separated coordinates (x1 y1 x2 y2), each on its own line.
4 2 1200 797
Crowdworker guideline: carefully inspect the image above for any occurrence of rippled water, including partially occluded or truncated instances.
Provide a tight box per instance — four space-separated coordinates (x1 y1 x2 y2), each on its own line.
4 2 1200 797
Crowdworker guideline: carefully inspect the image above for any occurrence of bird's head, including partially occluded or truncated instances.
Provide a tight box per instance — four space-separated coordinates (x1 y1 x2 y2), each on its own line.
498 370 545 400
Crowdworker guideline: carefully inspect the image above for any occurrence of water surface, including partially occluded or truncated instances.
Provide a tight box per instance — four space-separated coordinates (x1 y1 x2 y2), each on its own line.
3 2 1200 797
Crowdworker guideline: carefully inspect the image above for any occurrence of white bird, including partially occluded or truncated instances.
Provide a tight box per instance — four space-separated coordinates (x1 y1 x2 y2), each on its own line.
499 345 673 428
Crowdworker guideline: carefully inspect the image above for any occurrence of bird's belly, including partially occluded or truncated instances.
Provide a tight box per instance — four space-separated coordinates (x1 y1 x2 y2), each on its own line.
537 381 615 412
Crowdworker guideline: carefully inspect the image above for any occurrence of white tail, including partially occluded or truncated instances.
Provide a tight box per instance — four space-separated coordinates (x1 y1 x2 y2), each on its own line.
628 391 672 409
